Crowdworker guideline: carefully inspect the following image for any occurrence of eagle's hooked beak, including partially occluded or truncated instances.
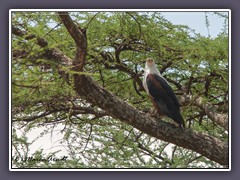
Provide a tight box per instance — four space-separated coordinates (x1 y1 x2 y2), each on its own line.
146 58 155 67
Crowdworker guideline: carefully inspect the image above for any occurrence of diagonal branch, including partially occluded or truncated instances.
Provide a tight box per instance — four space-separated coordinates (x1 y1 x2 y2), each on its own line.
193 97 228 130
13 105 107 123
180 94 228 131
58 12 87 72
58 12 228 165
74 74 228 165
13 12 228 166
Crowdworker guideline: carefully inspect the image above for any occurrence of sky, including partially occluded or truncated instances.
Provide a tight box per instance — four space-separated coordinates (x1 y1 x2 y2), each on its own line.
12 11 229 167
161 12 228 38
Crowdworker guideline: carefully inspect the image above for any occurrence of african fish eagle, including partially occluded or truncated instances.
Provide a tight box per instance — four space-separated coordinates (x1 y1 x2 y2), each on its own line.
143 58 185 128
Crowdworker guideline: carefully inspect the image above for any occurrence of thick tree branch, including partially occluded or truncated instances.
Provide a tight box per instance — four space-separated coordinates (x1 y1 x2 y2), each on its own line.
58 12 228 165
180 94 228 131
12 26 72 65
12 25 72 85
13 13 228 166
58 12 87 71
74 75 228 165
193 97 228 130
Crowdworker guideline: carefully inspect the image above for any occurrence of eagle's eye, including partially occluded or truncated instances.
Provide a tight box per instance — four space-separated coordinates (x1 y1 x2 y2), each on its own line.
146 58 154 63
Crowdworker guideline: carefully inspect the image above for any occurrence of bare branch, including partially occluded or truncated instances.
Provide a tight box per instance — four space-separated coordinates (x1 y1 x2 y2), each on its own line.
85 12 100 29
13 104 108 124
13 12 229 166
180 94 228 130
58 12 87 71
57 12 228 165
73 74 228 165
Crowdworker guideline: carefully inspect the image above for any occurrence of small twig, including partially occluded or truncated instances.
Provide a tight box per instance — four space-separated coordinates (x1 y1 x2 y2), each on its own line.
85 12 100 29
81 124 93 153
44 22 62 38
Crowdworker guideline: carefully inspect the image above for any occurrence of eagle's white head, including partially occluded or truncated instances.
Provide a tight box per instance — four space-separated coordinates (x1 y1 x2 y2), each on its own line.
145 58 156 68
144 58 161 76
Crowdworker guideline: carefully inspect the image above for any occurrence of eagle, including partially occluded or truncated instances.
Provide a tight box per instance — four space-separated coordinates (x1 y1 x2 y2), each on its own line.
143 58 185 128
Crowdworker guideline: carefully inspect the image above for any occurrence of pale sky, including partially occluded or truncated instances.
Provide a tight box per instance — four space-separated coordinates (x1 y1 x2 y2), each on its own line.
161 11 228 38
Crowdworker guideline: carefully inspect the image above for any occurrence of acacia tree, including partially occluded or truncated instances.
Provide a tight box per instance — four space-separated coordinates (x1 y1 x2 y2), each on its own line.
11 11 229 168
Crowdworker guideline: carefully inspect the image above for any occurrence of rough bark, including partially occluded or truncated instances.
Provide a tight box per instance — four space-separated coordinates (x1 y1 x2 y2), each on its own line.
180 94 228 131
12 13 229 166
74 74 228 165
57 12 228 165
58 12 87 72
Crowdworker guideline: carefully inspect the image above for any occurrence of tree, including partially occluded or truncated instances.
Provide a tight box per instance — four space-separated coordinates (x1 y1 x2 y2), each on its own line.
11 11 229 168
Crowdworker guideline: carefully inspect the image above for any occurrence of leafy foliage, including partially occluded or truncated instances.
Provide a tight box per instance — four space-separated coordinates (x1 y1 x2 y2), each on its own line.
11 11 228 169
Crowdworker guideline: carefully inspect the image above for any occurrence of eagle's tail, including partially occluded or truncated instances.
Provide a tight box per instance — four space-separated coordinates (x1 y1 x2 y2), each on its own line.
173 112 185 128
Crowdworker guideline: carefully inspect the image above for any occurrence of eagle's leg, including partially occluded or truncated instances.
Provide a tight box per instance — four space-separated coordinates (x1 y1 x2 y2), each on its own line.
149 97 162 118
